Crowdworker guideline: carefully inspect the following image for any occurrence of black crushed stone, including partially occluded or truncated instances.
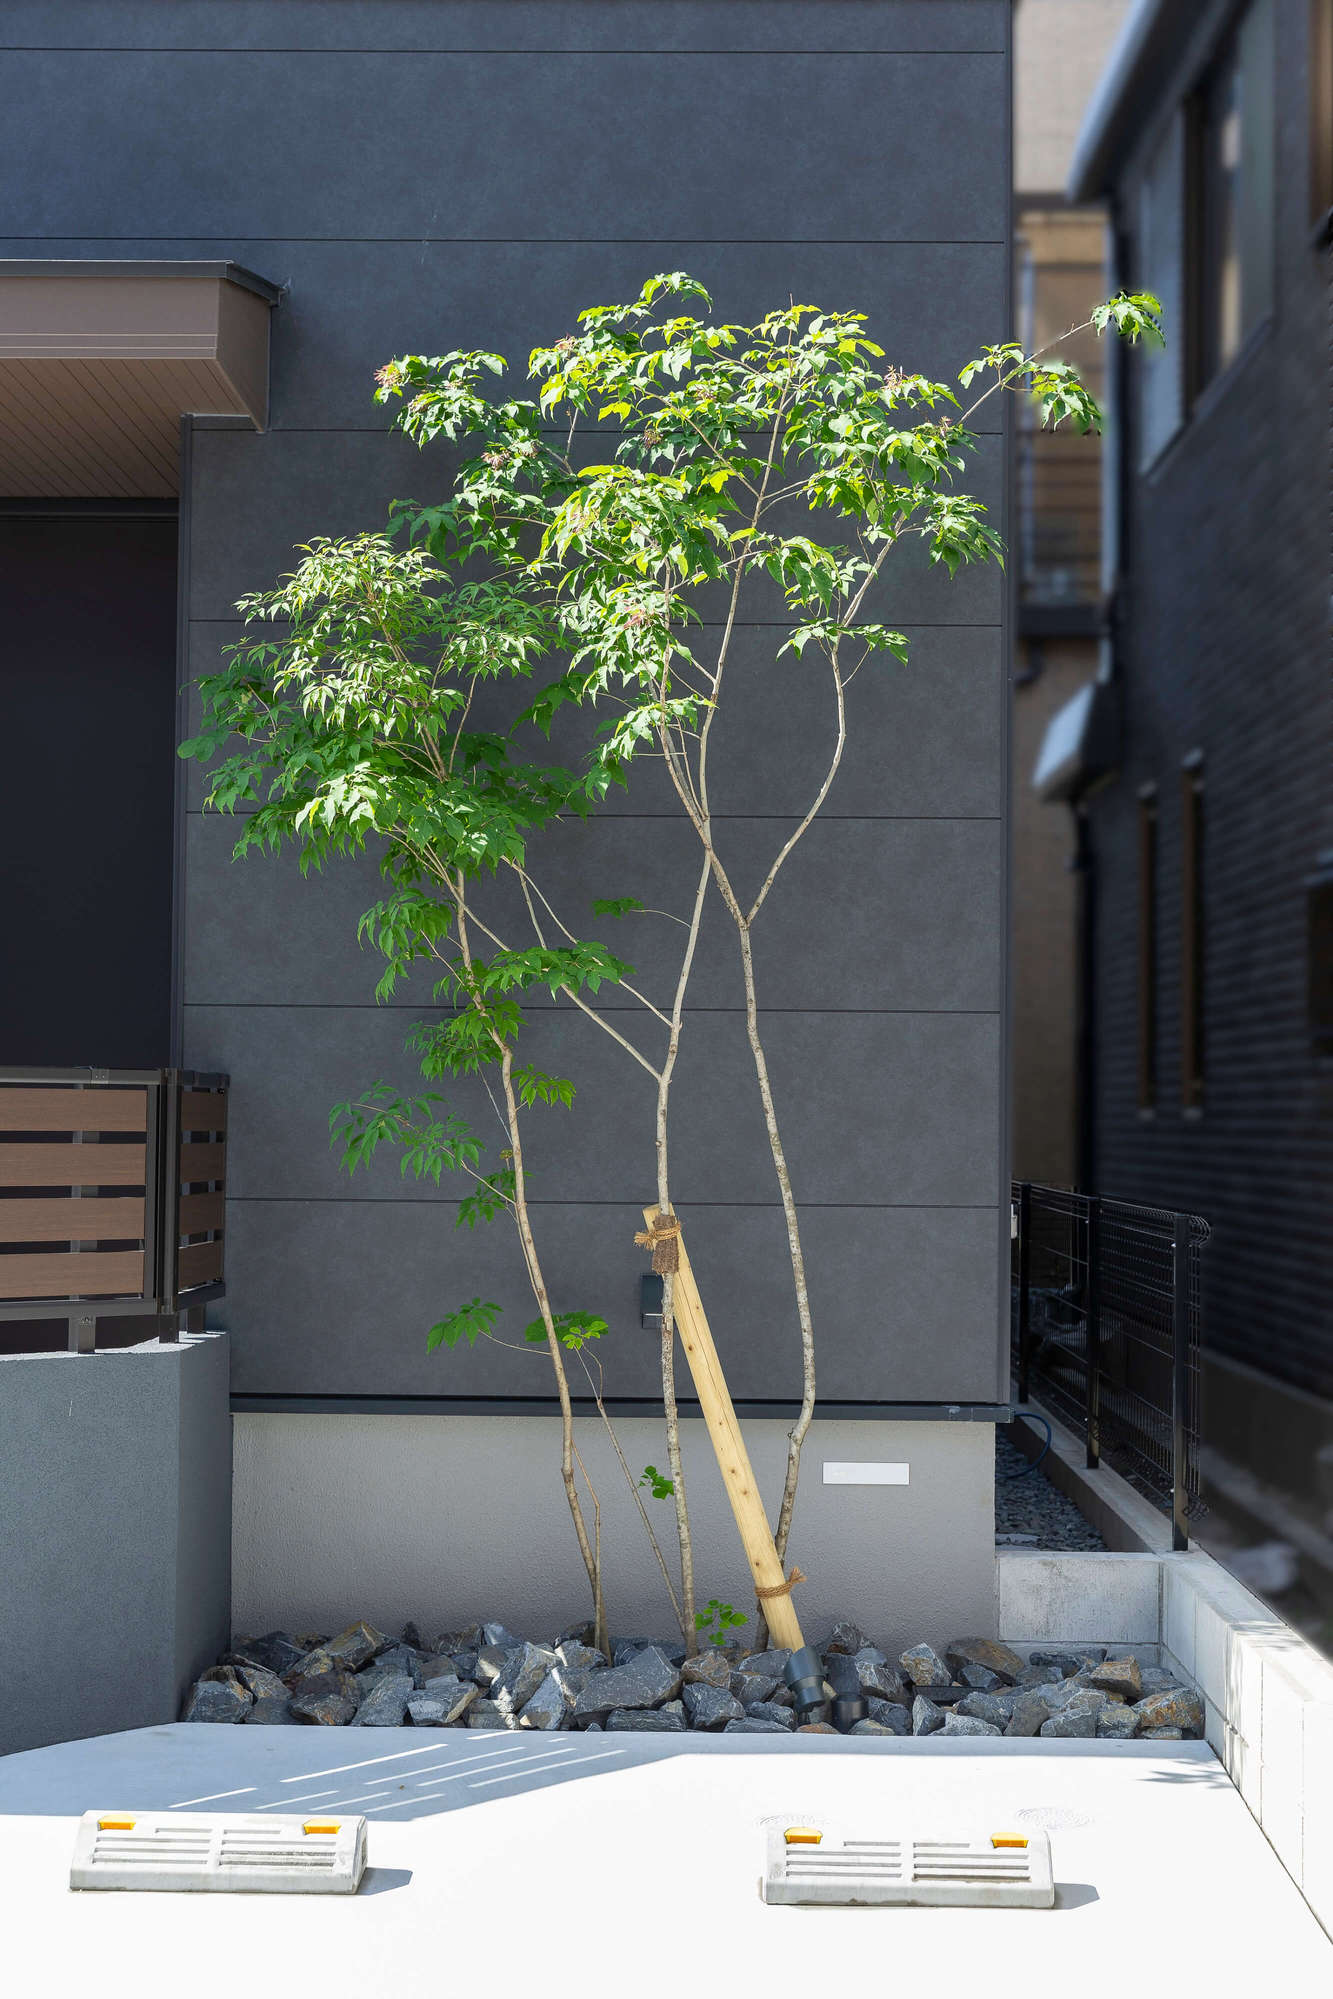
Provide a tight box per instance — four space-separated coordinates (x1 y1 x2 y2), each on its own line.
995 1431 1106 1550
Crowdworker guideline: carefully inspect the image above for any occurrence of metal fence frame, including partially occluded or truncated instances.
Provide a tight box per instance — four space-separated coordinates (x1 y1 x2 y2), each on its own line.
1011 1179 1209 1550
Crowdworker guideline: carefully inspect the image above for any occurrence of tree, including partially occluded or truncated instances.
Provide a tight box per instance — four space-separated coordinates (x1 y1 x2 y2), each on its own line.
377 275 1161 1624
184 277 1158 1647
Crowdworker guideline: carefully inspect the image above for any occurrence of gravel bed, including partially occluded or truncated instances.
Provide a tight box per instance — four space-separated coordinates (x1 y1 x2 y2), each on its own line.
995 1431 1106 1550
179 1622 1202 1738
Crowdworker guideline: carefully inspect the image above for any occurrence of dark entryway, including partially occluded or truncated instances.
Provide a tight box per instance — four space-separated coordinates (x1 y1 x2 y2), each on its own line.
1 509 178 1068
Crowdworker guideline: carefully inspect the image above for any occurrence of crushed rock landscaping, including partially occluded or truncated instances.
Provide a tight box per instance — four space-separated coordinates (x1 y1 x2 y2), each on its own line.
181 1618 1204 1740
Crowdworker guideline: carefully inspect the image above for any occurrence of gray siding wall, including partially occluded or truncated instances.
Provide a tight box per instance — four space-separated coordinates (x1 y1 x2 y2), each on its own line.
1090 0 1333 1401
2 1 1012 1409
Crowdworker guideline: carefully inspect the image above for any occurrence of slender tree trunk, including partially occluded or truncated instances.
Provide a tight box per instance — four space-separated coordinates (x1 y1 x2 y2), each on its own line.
500 1044 608 1653
579 1354 682 1630
455 877 608 1651
734 918 816 1638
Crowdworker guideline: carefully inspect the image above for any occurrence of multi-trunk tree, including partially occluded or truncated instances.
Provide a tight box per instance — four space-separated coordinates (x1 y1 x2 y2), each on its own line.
185 275 1159 1645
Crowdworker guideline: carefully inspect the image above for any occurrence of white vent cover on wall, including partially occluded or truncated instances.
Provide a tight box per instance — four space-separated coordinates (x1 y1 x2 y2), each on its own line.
70 1812 368 1894
763 1825 1055 1908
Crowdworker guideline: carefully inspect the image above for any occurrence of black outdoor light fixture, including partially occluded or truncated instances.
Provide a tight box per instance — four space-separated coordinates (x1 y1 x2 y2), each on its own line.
640 1272 665 1330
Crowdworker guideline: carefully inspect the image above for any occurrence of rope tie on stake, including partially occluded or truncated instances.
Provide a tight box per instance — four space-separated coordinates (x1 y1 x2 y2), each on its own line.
634 1210 682 1273
755 1565 807 1601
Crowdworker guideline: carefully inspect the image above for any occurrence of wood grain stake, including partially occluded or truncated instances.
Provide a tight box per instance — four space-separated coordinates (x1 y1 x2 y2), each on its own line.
644 1206 805 1652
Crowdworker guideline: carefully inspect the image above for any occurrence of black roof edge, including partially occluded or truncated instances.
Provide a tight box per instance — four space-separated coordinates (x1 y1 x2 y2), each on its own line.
1068 0 1201 201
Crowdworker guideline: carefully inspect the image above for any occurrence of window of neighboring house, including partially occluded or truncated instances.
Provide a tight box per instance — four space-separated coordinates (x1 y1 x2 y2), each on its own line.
1312 0 1333 230
1137 113 1186 467
1138 787 1159 1112
1189 0 1275 395
1015 206 1108 614
1181 760 1206 1112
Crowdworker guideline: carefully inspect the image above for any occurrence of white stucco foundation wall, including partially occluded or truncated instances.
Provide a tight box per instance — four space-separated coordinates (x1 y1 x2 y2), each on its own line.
232 1414 996 1655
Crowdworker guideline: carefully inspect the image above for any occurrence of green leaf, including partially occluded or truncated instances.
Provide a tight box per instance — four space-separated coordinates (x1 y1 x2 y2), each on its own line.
426 1298 501 1350
524 1309 609 1352
1091 290 1165 346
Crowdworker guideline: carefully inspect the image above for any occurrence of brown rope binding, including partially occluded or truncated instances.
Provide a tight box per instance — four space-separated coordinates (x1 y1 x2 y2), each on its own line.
755 1565 807 1601
634 1210 681 1273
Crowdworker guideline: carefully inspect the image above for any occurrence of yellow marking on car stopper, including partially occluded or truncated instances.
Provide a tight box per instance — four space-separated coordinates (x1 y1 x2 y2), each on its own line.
991 1835 1029 1849
97 1819 136 1832
303 1821 341 1835
784 1826 823 1846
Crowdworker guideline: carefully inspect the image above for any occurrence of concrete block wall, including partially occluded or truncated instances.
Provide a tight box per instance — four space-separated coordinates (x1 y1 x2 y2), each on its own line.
0 1333 231 1755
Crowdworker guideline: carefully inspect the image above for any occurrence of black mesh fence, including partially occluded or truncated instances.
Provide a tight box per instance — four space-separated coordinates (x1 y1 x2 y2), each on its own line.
1011 1181 1209 1548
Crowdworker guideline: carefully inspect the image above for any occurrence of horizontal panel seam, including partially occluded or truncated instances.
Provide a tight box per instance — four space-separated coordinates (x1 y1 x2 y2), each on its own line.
184 811 1006 823
1 236 1007 247
183 1003 1004 1014
3 49 1007 59
215 1197 1000 1209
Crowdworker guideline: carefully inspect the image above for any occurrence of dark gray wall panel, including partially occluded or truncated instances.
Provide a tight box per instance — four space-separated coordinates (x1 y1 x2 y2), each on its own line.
186 428 1003 625
4 0 1010 1405
0 4 1007 55
186 429 430 620
4 52 1005 243
185 619 1005 820
259 240 1008 434
222 1197 1001 1402
0 238 1007 435
185 1003 1000 1207
185 811 1001 1013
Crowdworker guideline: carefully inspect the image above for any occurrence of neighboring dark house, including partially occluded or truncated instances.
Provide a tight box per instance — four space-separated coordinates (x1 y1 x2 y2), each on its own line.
0 2 1014 1643
1063 0 1333 1579
1010 0 1130 1189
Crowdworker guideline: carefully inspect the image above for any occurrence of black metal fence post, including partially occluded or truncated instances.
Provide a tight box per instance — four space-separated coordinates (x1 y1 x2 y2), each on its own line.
1016 1181 1032 1403
1171 1215 1191 1550
1085 1194 1102 1468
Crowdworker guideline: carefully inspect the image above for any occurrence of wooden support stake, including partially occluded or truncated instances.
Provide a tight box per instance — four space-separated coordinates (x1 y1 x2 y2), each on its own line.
645 1206 806 1653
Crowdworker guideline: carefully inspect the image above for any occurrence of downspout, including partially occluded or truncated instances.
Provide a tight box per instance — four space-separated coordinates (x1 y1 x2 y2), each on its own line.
1070 801 1095 1193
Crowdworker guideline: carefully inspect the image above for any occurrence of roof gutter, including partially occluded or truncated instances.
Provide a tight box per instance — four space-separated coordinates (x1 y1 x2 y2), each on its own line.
1067 0 1181 201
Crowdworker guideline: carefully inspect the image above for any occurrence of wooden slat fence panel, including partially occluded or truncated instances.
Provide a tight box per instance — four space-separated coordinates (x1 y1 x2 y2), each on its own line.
0 1087 147 1132
0 1197 146 1242
177 1141 225 1183
181 1091 227 1132
0 1249 144 1299
0 1143 146 1187
178 1191 225 1234
176 1241 224 1289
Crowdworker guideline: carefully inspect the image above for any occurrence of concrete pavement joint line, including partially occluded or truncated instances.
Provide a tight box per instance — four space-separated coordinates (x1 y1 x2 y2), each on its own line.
254 1739 628 1809
254 1788 347 1810
465 1746 628 1789
277 1740 469 1781
348 1740 615 1786
168 1784 258 1808
367 1752 631 1811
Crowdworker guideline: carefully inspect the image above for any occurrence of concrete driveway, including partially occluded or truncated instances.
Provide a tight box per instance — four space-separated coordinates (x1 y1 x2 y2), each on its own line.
1 1726 1327 1986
